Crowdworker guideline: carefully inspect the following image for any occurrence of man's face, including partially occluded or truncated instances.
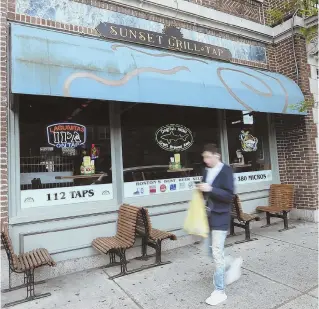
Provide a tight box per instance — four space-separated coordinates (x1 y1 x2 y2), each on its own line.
202 151 220 168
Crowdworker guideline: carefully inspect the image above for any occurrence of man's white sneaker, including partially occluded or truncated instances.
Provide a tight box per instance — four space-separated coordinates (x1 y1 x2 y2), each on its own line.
225 257 243 285
225 255 235 272
205 290 227 306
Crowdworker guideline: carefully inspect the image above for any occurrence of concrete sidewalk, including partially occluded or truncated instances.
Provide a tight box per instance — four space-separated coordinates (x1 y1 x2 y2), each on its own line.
1 220 318 309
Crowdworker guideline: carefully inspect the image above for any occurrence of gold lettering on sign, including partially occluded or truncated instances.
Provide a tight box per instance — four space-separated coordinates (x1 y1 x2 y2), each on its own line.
147 33 155 43
186 42 193 51
168 37 175 47
139 31 146 41
129 29 137 39
110 26 117 35
96 22 232 61
176 39 183 50
156 35 163 44
119 28 128 38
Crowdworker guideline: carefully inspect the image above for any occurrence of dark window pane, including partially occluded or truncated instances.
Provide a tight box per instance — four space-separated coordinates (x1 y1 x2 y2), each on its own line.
121 103 220 197
226 110 271 175
19 95 112 208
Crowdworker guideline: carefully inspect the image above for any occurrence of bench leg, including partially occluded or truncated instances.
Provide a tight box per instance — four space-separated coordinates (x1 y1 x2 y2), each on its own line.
2 269 46 293
135 237 150 261
228 218 236 237
261 213 271 228
137 239 172 266
234 222 258 244
155 240 162 264
110 252 116 264
109 249 129 280
99 251 124 271
3 269 51 308
278 211 296 232
154 240 171 266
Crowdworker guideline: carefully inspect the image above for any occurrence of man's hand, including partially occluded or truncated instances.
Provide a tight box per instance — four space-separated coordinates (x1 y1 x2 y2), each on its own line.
197 182 212 192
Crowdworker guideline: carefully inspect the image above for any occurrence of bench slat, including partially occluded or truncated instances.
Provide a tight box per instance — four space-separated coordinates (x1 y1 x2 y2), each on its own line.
29 250 39 267
150 229 177 241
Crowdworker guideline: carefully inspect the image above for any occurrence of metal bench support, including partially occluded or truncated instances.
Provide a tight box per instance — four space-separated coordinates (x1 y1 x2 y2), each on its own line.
227 217 258 246
3 269 51 308
260 211 296 232
135 208 174 267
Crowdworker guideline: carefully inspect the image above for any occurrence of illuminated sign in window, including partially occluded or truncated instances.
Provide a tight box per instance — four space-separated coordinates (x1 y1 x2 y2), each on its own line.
240 130 258 152
155 124 194 152
47 123 86 148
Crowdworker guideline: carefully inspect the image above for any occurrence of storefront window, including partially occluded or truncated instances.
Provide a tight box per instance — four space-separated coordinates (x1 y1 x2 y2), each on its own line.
19 95 113 208
121 103 220 197
226 110 272 184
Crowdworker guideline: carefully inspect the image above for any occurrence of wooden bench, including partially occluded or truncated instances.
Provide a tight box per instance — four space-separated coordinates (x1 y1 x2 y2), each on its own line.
227 194 260 246
92 204 141 279
136 207 177 265
92 204 177 279
257 184 295 232
1 227 56 308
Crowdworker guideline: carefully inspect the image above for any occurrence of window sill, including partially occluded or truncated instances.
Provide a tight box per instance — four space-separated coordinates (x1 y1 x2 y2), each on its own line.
10 200 119 226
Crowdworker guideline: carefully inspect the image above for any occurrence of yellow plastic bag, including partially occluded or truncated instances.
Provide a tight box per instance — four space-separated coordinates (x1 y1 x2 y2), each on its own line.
184 189 209 238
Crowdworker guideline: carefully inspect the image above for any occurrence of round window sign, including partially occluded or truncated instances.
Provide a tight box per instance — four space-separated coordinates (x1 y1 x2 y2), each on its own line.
155 124 194 152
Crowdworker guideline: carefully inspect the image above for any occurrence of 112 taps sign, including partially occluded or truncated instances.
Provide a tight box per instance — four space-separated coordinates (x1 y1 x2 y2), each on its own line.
47 123 86 148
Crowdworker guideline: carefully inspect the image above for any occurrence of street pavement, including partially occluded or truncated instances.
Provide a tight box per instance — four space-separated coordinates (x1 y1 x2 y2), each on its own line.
1 220 318 309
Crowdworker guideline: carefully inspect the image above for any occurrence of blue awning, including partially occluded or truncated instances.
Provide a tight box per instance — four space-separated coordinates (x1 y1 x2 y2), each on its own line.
11 23 305 115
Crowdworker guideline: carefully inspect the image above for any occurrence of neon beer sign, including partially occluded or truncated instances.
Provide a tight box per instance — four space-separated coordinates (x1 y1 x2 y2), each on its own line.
47 123 86 148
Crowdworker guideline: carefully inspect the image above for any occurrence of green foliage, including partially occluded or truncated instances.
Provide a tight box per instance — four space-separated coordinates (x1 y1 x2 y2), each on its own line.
268 1 318 114
267 8 285 24
299 25 318 42
267 0 318 26
299 0 319 16
289 99 315 112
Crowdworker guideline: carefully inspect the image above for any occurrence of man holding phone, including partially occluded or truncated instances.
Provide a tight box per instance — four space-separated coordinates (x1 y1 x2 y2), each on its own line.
197 144 243 306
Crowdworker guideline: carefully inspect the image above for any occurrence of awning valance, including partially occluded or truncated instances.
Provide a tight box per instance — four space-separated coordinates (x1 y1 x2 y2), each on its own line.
11 23 305 115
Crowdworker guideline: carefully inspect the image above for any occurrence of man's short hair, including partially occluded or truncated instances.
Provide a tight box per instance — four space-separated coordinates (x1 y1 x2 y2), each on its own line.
203 143 220 155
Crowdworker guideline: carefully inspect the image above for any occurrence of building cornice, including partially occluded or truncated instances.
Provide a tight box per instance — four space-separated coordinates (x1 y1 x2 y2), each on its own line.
304 15 318 28
103 0 316 44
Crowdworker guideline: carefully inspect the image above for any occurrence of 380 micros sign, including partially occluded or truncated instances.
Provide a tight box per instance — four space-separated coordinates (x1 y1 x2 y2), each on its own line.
47 123 86 148
234 170 272 184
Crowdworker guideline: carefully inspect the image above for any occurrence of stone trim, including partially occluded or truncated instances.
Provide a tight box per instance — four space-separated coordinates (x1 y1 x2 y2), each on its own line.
0 0 10 246
7 14 269 69
174 0 263 24
269 35 318 211
290 208 318 222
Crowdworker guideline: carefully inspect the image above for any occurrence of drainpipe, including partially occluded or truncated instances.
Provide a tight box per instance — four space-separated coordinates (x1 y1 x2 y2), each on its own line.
291 9 300 84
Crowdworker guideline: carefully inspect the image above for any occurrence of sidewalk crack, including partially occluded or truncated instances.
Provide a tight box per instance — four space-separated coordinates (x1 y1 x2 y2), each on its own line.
251 233 318 252
270 285 318 309
113 280 144 309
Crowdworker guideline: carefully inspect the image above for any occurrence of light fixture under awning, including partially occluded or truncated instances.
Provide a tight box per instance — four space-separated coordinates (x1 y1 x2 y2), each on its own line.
11 23 305 115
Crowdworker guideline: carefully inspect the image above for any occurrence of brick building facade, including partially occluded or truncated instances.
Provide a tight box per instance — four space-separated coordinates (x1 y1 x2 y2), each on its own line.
0 0 318 258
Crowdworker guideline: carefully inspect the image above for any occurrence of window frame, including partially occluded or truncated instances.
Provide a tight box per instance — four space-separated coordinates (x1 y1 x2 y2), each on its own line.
9 98 280 223
121 109 225 206
9 97 119 225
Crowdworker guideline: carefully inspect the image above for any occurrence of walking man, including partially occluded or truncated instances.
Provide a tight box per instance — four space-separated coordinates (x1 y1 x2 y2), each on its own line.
197 143 243 306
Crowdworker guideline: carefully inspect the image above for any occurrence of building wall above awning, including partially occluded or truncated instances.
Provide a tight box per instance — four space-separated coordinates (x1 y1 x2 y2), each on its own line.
11 23 305 115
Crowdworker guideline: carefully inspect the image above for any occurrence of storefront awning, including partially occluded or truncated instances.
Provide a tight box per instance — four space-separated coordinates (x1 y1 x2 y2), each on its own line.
11 24 305 115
